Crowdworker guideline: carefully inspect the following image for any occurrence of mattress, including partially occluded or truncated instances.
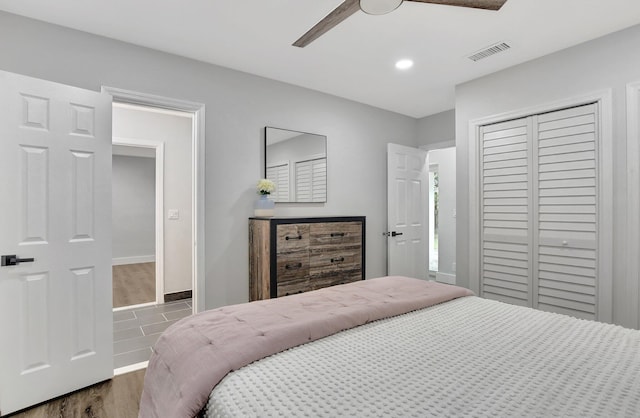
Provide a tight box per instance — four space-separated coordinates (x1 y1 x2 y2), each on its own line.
203 296 640 417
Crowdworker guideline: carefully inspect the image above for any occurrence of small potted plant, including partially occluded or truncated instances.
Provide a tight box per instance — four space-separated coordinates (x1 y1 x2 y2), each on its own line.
254 179 276 217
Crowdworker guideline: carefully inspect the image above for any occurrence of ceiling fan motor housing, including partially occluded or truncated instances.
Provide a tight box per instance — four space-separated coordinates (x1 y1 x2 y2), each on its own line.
360 0 404 15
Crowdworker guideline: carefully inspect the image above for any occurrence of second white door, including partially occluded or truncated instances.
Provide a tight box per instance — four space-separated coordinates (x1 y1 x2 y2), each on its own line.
386 143 428 279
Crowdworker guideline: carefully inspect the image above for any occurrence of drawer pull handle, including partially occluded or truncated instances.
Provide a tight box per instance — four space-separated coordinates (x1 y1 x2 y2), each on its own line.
285 263 302 270
331 257 345 263
330 232 345 237
285 235 302 241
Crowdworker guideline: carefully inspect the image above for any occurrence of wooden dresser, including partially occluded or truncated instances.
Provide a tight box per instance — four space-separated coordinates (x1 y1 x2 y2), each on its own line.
249 216 366 300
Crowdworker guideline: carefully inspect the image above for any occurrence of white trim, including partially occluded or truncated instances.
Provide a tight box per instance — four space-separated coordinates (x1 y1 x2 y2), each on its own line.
627 80 640 329
114 361 148 376
112 137 166 305
435 272 456 285
103 86 206 315
468 122 480 295
112 301 156 312
113 101 193 118
419 139 456 151
112 255 155 266
468 90 613 322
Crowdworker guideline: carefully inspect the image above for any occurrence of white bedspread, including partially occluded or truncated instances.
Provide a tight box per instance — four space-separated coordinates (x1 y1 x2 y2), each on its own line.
203 296 640 417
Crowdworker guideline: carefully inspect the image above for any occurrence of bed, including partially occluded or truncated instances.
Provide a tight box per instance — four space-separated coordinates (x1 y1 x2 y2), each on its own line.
139 276 640 418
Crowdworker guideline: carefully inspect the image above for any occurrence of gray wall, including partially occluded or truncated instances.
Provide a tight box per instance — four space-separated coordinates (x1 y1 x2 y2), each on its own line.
0 11 418 309
417 109 455 147
113 106 193 295
112 155 155 260
455 24 640 329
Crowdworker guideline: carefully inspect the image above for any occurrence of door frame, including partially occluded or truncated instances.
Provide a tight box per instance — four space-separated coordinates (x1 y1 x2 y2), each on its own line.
112 137 165 308
626 80 640 329
103 86 206 314
467 89 613 322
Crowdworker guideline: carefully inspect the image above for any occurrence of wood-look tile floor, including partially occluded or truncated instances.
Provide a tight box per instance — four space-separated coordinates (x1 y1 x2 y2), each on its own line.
113 299 192 369
112 263 155 308
8 369 145 418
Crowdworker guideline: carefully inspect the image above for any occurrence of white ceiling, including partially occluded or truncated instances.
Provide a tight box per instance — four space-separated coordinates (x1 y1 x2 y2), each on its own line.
1 0 640 118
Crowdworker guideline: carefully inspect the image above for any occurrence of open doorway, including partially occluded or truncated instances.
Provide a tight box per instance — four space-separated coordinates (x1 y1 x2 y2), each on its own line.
110 101 197 372
112 142 159 308
426 147 456 285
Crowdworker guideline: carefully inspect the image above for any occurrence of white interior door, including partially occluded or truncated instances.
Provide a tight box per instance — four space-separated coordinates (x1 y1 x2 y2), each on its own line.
0 70 113 415
387 143 428 279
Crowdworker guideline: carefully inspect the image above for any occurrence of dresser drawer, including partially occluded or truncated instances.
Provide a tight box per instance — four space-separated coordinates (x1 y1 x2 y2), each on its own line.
276 251 309 282
276 224 310 253
276 275 309 297
309 247 362 277
310 271 361 291
276 251 309 297
310 222 362 249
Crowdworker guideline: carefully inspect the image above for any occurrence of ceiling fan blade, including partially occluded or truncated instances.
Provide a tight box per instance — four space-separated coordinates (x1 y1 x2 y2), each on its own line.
293 0 361 48
405 0 507 11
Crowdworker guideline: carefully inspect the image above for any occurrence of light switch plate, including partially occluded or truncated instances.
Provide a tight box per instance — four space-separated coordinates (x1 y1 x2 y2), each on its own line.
168 209 180 220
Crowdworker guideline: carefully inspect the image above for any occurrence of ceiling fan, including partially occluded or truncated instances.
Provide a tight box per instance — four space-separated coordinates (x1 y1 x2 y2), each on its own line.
293 0 507 47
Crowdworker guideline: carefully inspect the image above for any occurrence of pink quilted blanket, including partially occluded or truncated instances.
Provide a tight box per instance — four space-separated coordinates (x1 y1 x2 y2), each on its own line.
138 276 473 418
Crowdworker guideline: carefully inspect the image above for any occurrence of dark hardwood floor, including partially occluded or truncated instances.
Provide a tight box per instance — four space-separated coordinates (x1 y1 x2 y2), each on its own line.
8 369 145 418
113 262 155 308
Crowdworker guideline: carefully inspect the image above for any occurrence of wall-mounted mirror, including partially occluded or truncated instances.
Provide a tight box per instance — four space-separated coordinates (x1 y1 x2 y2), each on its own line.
265 127 327 203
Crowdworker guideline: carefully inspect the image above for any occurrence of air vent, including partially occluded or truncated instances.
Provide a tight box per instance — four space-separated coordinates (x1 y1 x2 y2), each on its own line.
467 42 511 62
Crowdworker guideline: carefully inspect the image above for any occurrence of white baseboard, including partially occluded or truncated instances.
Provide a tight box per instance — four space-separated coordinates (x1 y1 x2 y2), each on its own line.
112 255 155 266
114 361 148 376
435 272 456 285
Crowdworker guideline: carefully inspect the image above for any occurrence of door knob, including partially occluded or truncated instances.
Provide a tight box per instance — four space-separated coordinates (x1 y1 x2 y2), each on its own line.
1 255 35 267
383 231 404 237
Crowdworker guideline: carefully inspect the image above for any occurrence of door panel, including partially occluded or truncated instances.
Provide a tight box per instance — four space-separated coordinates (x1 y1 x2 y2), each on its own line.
0 70 112 416
534 103 598 320
480 117 532 306
387 143 427 279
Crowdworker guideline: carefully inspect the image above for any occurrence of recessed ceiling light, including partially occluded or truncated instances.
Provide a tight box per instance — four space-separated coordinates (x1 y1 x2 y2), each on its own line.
395 59 414 70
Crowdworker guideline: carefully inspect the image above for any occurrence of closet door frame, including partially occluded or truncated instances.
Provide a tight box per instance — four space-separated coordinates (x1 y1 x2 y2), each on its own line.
468 90 613 322
626 81 640 329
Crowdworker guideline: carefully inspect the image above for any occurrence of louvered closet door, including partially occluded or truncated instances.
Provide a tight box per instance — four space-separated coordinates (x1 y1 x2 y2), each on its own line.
480 117 532 307
267 163 290 202
295 158 327 202
535 103 598 320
